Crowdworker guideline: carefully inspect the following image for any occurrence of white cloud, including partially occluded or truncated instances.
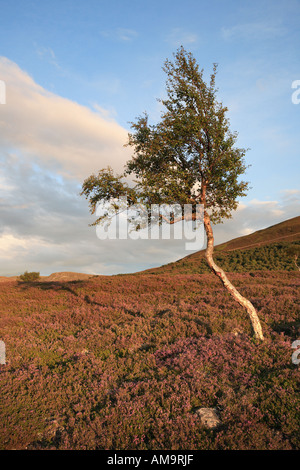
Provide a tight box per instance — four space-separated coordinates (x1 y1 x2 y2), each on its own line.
248 199 278 206
213 192 300 246
100 28 138 42
116 28 138 41
0 233 50 260
166 28 198 47
240 228 254 236
35 45 62 71
221 21 286 41
92 103 118 121
0 57 130 180
281 189 300 196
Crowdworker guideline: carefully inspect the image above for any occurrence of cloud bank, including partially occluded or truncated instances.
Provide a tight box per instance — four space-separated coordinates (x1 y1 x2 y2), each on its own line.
0 57 130 180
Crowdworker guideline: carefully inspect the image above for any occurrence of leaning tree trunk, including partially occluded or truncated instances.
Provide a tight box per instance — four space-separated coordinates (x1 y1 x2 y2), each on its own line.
203 211 264 341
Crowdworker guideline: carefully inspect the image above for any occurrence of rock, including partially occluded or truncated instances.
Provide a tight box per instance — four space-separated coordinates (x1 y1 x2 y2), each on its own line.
232 327 244 336
43 419 63 440
195 407 221 429
26 418 64 449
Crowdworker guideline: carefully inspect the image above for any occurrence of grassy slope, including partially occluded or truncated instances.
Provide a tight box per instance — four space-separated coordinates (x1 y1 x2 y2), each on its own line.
0 216 299 450
142 215 300 275
213 215 300 251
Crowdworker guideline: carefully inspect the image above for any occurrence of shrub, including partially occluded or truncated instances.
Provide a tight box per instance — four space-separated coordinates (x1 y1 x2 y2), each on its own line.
19 271 40 283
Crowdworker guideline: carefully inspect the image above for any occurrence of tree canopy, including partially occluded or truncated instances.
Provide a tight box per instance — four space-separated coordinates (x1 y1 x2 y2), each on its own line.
81 46 249 226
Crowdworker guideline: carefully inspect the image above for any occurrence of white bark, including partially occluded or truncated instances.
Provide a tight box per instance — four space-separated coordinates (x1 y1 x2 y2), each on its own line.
203 211 264 341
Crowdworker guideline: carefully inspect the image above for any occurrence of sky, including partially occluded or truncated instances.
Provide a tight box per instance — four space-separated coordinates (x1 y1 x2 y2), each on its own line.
0 0 299 276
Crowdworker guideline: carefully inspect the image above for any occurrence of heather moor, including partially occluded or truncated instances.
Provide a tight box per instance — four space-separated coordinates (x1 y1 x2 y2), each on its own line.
0 219 299 449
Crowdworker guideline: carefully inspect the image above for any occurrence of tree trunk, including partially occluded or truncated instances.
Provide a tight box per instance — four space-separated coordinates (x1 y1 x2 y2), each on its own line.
203 211 264 341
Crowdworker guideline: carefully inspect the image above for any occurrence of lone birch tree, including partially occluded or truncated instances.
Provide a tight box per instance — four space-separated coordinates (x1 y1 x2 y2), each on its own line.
287 245 300 271
81 47 264 341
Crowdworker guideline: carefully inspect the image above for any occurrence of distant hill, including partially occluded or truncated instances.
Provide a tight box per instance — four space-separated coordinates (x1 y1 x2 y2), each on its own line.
0 272 94 283
142 215 300 275
44 272 94 282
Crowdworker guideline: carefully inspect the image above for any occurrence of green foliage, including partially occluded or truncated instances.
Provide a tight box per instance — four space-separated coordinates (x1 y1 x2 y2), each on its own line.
19 271 40 283
213 242 300 273
154 241 300 274
81 47 249 226
80 167 138 226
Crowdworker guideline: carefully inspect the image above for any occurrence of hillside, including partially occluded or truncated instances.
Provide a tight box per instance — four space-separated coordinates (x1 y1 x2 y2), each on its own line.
213 215 300 251
0 272 94 283
142 215 300 275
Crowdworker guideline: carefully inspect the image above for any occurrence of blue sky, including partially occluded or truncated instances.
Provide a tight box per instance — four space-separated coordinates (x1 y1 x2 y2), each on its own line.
0 0 299 275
